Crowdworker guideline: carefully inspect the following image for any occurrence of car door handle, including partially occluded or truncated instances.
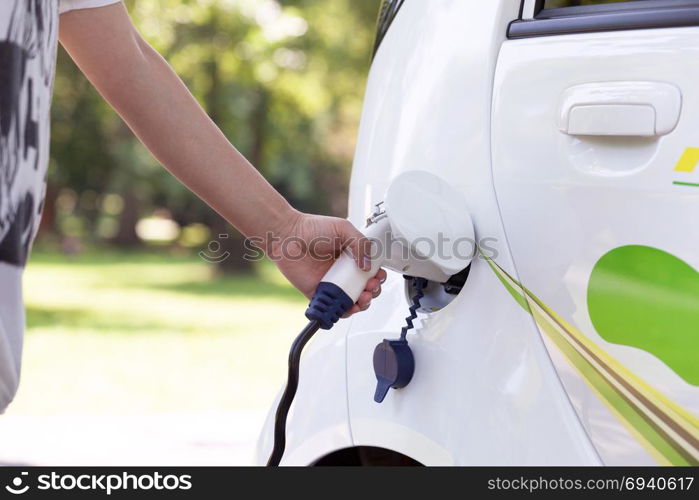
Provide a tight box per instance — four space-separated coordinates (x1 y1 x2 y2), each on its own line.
558 81 682 137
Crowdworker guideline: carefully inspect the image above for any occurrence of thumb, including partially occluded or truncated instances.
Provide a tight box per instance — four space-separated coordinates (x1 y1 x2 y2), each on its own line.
337 219 372 272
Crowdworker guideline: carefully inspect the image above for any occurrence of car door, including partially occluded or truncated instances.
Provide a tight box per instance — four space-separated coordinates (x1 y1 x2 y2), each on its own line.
492 0 699 465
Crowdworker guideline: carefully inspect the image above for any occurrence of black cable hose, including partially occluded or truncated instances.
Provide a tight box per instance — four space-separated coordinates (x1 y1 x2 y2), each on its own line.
267 319 321 466
400 277 427 341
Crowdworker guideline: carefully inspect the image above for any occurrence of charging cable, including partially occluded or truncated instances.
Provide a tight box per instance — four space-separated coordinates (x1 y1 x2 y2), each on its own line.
267 282 356 466
266 319 321 466
267 277 427 464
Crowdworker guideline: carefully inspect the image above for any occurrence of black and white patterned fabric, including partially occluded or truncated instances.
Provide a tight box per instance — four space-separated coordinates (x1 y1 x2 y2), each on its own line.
0 0 120 412
0 0 57 268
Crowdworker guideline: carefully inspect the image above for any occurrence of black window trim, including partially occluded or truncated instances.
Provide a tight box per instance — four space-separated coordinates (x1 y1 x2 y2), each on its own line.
509 0 699 39
372 0 406 59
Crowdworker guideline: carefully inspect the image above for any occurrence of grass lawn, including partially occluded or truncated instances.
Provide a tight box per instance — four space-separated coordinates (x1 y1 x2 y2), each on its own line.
9 249 309 415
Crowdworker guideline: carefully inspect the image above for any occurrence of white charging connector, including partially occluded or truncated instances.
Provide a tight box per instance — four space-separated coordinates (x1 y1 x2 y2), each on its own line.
320 216 391 304
306 170 475 329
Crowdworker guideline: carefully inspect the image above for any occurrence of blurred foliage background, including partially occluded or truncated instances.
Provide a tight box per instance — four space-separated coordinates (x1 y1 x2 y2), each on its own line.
44 0 377 271
2 0 380 464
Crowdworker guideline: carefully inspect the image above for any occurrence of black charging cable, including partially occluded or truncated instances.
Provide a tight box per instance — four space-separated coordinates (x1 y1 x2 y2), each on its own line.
266 319 321 466
267 280 354 466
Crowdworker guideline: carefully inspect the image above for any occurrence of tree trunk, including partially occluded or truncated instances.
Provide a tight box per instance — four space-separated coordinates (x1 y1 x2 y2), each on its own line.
209 217 253 274
250 88 268 170
111 191 141 247
37 182 57 237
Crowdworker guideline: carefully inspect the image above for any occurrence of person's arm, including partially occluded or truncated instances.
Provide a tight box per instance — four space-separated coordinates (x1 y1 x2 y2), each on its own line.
59 2 384 313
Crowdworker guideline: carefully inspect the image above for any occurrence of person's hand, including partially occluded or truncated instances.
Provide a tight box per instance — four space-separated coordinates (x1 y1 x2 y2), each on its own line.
268 211 387 317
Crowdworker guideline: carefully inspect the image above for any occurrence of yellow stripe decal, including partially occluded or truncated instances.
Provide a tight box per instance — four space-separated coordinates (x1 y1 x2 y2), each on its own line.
674 147 699 172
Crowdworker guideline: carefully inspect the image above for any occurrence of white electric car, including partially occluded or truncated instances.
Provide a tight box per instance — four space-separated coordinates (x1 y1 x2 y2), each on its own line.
256 0 699 466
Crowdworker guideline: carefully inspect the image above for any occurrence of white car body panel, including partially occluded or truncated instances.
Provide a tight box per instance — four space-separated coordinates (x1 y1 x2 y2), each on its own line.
492 27 699 465
344 0 598 466
256 0 699 465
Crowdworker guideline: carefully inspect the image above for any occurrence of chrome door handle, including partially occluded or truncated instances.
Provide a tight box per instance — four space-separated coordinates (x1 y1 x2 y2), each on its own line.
557 81 682 137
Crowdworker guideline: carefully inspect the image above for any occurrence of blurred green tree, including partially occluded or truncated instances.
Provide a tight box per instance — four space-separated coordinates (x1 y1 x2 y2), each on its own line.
46 0 378 271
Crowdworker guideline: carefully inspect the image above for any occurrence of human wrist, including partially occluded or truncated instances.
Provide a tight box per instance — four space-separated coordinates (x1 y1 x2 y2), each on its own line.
260 204 303 257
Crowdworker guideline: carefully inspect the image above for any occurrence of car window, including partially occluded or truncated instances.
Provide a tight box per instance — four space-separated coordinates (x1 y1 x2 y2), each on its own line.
544 0 649 7
511 0 699 38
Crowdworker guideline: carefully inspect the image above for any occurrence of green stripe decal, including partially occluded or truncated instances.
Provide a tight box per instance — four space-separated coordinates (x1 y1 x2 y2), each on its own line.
485 258 530 313
483 256 699 465
673 181 699 187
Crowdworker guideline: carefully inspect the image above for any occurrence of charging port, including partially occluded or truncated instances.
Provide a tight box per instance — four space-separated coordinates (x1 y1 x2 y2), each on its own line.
404 264 470 312
443 264 471 295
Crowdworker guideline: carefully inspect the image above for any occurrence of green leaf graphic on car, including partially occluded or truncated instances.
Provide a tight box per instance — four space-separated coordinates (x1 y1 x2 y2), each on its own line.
588 245 699 386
